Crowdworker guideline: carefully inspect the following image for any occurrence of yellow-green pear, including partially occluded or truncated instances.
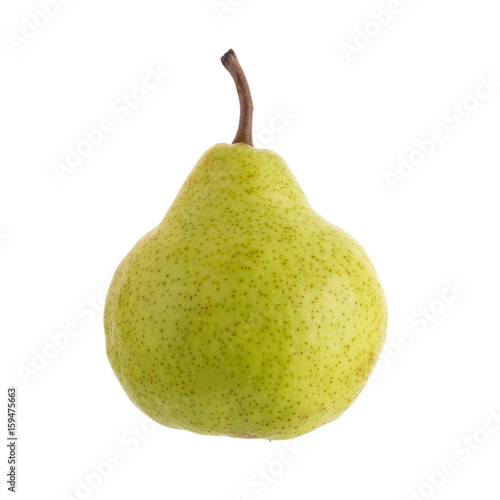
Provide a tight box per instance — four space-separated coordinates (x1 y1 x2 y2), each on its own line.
104 49 387 440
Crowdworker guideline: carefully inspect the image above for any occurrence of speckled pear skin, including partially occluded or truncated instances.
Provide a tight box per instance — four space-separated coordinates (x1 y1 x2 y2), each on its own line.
104 143 387 440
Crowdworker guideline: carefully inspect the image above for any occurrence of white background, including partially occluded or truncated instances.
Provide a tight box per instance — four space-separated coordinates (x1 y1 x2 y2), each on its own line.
1 0 500 499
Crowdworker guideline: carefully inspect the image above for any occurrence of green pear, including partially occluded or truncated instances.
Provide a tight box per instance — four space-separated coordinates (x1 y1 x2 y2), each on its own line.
104 49 387 440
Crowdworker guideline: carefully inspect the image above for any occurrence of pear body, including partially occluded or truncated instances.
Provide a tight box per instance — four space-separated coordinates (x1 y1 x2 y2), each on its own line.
104 144 387 440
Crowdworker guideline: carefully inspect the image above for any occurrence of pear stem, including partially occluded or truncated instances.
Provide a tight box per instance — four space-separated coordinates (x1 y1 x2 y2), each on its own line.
221 49 254 147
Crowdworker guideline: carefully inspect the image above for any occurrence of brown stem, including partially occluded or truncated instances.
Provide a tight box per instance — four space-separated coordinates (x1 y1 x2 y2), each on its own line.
221 49 254 146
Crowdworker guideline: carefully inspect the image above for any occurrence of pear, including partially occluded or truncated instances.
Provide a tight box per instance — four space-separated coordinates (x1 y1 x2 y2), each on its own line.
104 49 387 440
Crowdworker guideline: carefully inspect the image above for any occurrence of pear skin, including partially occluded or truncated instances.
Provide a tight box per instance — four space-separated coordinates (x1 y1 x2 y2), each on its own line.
104 51 387 440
